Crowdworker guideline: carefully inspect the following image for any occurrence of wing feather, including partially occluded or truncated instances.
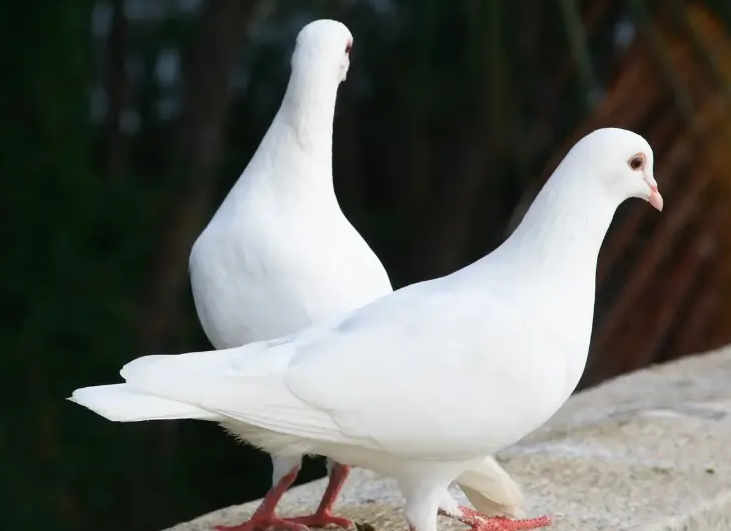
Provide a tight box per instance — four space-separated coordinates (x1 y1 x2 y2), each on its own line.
120 270 535 459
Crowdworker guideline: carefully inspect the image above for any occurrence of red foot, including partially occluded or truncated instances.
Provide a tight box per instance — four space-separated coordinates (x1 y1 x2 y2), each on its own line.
215 514 309 531
215 464 354 531
440 506 552 531
286 510 354 529
469 515 552 531
282 463 353 529
216 466 307 531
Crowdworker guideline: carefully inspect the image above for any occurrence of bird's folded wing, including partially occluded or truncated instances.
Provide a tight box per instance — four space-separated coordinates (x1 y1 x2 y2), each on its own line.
284 280 531 458
121 277 530 459
120 339 351 445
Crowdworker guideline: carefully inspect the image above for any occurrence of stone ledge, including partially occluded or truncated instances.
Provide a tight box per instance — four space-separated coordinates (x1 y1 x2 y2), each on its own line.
164 346 731 531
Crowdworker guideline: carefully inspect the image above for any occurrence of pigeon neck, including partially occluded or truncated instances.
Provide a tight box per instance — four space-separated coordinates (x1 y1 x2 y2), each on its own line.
278 63 340 152
225 64 341 206
499 168 619 275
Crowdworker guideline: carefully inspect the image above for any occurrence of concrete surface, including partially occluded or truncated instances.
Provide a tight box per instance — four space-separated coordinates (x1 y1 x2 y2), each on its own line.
163 346 731 531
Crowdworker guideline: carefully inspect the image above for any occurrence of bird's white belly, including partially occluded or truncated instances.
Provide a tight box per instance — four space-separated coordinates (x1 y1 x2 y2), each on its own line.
447 338 589 456
195 277 327 348
192 249 387 349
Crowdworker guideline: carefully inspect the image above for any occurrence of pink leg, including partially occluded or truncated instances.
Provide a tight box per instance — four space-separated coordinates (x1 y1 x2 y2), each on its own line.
215 467 307 531
438 505 552 531
286 464 354 529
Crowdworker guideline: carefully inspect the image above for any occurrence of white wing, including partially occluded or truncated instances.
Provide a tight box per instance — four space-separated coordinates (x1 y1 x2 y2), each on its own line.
282 275 537 458
122 269 543 459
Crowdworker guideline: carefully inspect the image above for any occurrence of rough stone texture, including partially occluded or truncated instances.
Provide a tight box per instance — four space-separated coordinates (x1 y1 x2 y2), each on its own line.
164 346 731 531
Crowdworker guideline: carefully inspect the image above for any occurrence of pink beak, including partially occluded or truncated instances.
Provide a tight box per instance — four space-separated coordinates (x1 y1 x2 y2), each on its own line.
648 183 663 211
645 175 663 211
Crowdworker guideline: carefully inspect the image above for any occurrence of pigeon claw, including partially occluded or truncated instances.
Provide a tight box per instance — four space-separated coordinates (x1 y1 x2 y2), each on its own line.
214 516 309 531
467 515 552 531
285 511 354 529
214 511 353 531
440 506 552 531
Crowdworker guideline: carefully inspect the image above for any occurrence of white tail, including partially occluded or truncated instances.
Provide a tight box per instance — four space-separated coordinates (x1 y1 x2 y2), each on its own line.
68 383 223 422
455 456 526 518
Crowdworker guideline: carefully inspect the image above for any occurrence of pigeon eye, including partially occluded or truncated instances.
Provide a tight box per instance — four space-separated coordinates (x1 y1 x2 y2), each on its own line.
628 154 644 171
345 42 352 55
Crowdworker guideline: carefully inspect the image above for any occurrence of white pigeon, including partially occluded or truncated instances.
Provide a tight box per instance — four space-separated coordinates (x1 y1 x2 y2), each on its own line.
71 127 663 531
163 18 522 531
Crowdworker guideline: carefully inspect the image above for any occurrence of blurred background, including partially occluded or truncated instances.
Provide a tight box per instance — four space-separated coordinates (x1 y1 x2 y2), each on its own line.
3 0 731 529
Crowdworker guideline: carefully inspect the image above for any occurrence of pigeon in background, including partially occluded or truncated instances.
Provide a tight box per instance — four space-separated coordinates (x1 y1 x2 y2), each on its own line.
70 127 663 531
120 18 522 531
186 18 385 531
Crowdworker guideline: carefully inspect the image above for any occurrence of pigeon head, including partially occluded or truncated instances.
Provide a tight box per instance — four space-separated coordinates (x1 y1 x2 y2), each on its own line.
568 127 663 211
292 19 353 83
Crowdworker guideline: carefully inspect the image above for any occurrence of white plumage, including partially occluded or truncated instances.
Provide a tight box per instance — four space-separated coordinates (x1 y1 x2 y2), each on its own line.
71 18 528 531
72 127 663 531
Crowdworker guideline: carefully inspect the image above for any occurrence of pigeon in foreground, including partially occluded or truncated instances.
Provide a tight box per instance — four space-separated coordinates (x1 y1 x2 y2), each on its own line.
151 18 524 531
71 127 662 530
71 128 662 531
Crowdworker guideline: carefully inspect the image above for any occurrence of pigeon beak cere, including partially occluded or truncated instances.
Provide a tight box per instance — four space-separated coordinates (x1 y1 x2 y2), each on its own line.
645 176 663 211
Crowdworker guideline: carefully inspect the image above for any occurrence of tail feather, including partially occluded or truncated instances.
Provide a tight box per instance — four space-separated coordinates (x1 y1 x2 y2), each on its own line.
69 383 223 422
455 456 525 518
